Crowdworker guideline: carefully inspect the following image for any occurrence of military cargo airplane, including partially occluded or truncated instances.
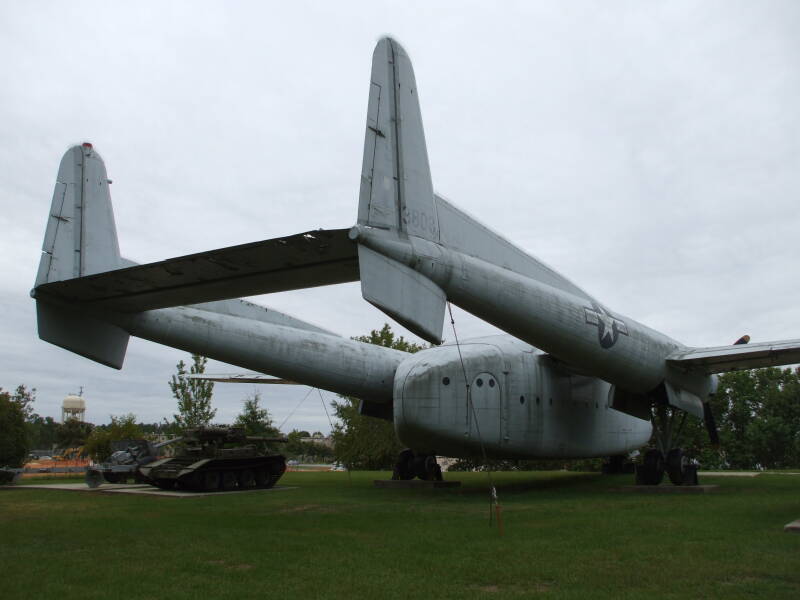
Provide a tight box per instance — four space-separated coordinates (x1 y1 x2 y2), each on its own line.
32 38 800 485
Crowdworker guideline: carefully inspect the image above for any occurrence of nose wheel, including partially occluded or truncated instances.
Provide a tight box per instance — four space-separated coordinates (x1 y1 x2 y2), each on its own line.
392 449 443 481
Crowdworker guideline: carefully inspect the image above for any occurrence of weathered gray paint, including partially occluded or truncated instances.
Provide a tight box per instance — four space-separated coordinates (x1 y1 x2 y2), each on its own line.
115 306 405 404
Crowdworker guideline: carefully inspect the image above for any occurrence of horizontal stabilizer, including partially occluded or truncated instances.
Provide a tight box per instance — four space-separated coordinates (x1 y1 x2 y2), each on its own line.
186 373 300 385
34 228 358 312
37 300 129 369
358 245 445 344
667 339 800 374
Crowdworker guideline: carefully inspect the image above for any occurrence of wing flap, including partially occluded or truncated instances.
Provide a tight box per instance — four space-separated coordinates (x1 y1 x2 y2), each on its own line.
33 228 358 312
667 339 800 374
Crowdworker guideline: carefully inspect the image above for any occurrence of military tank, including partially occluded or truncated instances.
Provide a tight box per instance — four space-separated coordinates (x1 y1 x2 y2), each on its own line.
86 438 181 488
137 426 286 492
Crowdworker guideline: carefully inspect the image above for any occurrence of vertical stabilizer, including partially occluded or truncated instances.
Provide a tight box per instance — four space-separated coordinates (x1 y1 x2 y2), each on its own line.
358 37 439 240
36 143 122 286
356 38 446 344
34 144 129 369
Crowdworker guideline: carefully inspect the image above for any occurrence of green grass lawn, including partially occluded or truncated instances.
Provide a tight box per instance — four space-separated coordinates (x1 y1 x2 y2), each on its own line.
2 471 799 599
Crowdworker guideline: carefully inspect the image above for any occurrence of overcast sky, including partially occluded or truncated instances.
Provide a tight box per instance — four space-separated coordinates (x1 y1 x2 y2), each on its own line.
1 1 798 433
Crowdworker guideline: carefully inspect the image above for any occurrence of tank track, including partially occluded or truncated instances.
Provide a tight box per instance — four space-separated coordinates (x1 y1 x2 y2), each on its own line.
148 455 287 493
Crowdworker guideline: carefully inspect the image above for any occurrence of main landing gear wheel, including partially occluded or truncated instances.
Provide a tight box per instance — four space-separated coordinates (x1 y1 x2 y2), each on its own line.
666 448 698 486
636 449 665 485
392 449 416 481
392 449 443 481
413 455 443 481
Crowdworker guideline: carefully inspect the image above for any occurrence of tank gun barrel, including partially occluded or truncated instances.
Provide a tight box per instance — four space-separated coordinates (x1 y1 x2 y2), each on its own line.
245 436 288 443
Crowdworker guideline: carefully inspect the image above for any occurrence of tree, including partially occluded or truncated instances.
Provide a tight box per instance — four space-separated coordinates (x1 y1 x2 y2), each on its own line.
331 324 427 470
170 354 216 429
27 415 59 451
11 385 35 421
234 392 280 436
284 429 334 462
0 389 28 467
84 414 144 462
711 368 800 469
56 418 93 449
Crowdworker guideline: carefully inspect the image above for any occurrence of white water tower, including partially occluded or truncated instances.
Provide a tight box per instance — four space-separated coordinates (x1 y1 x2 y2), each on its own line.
62 394 86 423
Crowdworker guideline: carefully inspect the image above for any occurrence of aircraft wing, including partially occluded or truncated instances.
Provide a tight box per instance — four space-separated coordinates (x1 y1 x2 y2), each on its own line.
667 339 800 374
33 228 358 312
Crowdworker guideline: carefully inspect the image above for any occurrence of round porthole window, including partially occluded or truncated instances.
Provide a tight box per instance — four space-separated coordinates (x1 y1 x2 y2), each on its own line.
488 379 495 388
442 377 450 386
476 378 484 387
519 395 525 405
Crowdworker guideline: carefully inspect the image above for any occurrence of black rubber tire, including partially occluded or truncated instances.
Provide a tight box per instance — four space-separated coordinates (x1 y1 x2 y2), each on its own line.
86 470 104 488
393 449 415 481
666 448 687 486
638 449 665 485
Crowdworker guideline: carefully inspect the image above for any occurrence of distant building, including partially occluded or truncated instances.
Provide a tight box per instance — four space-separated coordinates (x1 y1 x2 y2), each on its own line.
61 394 86 423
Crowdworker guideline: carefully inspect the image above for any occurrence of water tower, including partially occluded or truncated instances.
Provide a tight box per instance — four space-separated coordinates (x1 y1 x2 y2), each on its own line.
62 394 86 423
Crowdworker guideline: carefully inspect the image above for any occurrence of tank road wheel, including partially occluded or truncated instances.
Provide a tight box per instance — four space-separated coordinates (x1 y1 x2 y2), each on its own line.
221 471 238 491
203 471 220 491
254 468 269 487
636 449 665 486
238 469 256 489
392 449 415 481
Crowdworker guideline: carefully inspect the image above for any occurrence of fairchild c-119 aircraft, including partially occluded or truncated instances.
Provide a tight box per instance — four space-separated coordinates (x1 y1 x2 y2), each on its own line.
32 38 800 486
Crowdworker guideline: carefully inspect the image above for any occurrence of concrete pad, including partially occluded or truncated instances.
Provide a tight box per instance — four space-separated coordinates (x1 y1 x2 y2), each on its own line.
374 480 461 489
784 519 800 533
6 482 295 497
615 485 719 494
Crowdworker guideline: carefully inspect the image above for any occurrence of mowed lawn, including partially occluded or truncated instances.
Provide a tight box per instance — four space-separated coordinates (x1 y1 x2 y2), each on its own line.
2 471 799 599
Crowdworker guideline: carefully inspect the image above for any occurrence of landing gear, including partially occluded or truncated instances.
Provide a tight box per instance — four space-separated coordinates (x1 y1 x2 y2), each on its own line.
635 449 665 485
392 449 443 481
635 396 700 486
635 447 699 486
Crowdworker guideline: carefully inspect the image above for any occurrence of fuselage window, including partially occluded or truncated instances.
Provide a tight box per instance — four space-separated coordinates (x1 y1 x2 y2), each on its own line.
488 379 495 388
442 376 450 386
519 395 525 405
476 378 484 387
